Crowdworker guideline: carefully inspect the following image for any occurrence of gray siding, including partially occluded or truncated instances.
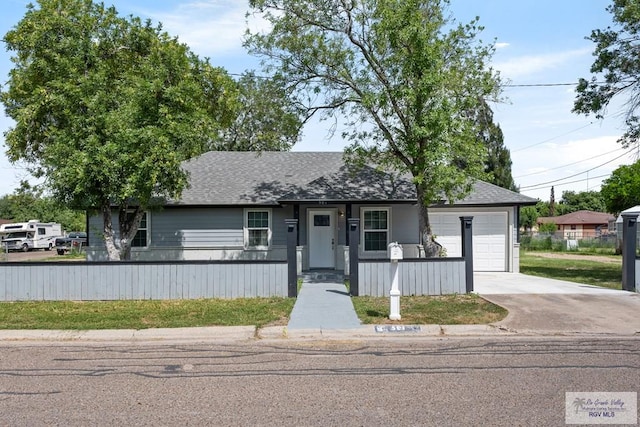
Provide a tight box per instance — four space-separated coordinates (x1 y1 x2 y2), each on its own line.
86 204 423 261
0 261 287 301
358 258 466 296
271 206 294 246
87 206 293 250
390 204 419 243
154 208 243 247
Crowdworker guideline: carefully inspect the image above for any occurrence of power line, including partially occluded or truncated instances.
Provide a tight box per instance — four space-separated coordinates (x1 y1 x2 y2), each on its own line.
512 122 596 153
229 73 615 88
519 147 635 190
504 82 577 87
514 146 627 179
520 173 611 193
504 80 633 88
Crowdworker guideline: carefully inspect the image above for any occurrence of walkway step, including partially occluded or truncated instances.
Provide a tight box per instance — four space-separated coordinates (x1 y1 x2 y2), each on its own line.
287 281 361 330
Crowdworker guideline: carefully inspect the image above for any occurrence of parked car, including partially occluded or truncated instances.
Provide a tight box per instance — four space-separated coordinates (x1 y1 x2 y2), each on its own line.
55 232 87 255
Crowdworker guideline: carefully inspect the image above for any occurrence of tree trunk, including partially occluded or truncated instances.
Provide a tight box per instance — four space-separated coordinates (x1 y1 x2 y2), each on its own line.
102 204 121 261
118 207 144 261
416 184 442 258
101 204 144 261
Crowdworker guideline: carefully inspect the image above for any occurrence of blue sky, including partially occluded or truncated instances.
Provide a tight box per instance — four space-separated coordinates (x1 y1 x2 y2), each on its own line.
0 0 634 202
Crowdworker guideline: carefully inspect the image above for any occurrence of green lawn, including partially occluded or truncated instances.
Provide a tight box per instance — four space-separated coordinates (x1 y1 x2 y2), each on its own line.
351 294 507 325
519 252 622 290
0 262 532 330
0 298 295 330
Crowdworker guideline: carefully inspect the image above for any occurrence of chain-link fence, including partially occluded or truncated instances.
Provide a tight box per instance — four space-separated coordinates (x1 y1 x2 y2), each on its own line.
519 232 618 253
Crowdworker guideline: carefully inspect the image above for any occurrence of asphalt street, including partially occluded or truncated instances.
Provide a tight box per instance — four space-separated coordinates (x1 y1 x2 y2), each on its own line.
0 337 638 426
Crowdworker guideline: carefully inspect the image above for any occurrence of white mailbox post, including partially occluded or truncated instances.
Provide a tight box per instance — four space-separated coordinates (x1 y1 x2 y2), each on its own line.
387 242 403 320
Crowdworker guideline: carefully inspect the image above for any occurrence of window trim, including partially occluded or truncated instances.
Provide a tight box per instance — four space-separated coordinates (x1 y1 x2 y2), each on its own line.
244 208 272 250
361 207 391 252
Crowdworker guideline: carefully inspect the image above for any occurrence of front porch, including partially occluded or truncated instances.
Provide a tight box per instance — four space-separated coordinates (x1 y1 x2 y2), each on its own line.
287 202 421 273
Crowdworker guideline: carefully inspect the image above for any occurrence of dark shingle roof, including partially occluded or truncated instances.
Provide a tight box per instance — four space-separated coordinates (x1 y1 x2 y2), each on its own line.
174 151 537 206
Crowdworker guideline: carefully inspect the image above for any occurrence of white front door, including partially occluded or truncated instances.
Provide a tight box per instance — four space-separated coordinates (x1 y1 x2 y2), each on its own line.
308 210 336 269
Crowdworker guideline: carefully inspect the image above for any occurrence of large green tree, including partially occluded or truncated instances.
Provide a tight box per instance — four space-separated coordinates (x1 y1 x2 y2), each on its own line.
559 190 606 213
1 0 237 260
519 205 539 231
218 72 305 151
246 0 501 256
473 100 517 191
0 182 86 232
600 160 640 215
574 0 640 146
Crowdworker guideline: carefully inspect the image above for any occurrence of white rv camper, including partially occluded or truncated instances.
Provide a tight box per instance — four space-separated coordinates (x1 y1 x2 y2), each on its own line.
0 220 62 252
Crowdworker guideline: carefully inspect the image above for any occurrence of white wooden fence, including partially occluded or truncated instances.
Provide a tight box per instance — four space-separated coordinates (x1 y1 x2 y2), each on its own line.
0 261 288 301
358 258 466 297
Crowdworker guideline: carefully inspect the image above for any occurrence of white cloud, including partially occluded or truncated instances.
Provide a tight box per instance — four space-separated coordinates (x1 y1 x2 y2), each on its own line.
494 42 510 49
144 1 271 57
494 48 591 80
513 135 632 200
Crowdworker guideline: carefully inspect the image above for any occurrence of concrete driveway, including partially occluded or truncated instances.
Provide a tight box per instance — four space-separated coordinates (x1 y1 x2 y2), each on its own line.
474 273 640 335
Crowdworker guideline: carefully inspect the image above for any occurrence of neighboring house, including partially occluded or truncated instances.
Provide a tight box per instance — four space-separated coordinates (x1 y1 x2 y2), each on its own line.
537 210 614 239
86 151 537 272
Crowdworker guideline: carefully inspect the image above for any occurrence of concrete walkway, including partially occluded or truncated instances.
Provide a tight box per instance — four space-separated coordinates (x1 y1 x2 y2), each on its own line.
287 271 362 330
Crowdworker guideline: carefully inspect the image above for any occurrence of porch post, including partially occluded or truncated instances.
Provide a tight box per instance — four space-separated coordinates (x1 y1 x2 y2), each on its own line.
345 204 352 246
285 219 299 298
293 204 300 243
460 216 474 293
348 218 360 296
621 213 637 292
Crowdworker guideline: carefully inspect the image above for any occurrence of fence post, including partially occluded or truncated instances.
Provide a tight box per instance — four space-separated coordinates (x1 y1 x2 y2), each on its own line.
285 219 298 297
621 213 637 292
460 216 474 293
348 218 360 296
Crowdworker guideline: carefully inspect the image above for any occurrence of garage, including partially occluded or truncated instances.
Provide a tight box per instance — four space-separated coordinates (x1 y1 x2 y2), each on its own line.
431 211 509 272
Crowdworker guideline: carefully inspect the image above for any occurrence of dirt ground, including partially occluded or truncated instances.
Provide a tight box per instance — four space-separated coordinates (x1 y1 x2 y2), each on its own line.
524 251 622 264
2 249 61 262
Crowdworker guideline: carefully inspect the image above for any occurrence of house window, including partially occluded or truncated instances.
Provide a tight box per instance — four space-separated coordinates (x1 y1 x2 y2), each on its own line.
314 214 331 227
245 209 271 249
131 212 148 247
124 211 149 248
363 208 389 251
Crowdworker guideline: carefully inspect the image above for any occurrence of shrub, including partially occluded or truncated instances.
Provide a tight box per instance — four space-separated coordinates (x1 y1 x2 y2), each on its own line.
538 222 557 234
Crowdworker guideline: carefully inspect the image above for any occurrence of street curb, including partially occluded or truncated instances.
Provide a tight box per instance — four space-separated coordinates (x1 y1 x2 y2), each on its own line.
258 324 519 340
0 326 257 343
1 325 637 344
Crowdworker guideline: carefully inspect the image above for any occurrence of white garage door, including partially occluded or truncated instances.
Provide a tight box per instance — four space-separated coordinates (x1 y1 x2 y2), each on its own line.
431 212 508 272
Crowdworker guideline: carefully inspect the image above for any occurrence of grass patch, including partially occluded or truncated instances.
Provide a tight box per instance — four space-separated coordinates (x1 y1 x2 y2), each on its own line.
43 254 87 262
520 252 622 290
352 294 507 325
0 298 295 330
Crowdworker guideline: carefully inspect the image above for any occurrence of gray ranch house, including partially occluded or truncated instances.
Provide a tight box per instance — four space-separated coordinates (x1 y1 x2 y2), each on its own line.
86 151 536 272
